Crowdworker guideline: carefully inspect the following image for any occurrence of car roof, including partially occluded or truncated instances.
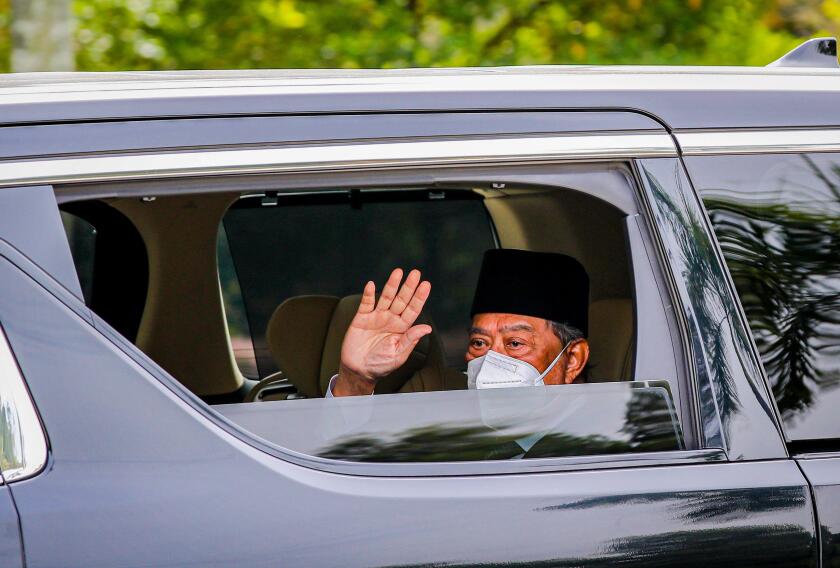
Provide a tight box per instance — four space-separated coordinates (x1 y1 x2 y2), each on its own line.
0 66 839 129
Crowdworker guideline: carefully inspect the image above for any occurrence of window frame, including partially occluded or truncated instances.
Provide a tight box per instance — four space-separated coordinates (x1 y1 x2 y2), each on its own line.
25 126 755 476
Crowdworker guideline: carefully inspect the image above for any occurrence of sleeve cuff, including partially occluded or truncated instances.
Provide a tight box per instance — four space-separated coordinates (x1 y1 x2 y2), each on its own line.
325 374 376 397
325 374 338 398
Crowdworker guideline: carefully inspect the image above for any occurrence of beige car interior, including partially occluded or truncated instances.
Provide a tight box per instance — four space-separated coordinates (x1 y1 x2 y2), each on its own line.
256 294 466 401
86 186 634 401
482 188 634 383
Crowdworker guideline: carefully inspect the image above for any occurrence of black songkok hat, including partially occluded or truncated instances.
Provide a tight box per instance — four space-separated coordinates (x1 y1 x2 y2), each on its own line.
470 249 589 336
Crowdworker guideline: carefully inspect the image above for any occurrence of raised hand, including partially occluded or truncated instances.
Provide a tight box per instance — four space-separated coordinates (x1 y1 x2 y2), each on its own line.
332 268 432 397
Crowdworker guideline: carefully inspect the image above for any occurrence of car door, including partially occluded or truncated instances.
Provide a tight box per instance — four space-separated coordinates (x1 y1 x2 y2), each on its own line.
0 113 818 567
682 140 840 568
0 485 23 568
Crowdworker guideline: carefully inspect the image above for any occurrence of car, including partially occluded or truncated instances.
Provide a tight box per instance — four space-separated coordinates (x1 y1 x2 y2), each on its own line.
0 37 838 567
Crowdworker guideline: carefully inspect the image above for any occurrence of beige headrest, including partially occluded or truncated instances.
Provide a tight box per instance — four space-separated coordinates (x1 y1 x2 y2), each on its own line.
266 294 437 397
266 295 338 398
587 298 634 381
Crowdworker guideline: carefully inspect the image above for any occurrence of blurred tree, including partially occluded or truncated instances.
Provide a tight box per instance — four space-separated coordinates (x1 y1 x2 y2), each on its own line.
10 0 74 71
0 0 9 72
0 0 837 71
71 0 840 71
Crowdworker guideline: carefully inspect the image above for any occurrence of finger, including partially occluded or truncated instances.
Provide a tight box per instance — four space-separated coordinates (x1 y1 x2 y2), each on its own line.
397 324 432 353
358 281 376 314
376 268 403 311
389 269 421 314
400 280 431 325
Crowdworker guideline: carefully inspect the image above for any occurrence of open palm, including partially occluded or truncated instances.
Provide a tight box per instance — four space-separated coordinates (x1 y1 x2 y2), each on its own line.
335 268 432 396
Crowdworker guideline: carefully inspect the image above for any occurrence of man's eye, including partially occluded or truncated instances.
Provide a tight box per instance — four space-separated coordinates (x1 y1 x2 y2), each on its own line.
507 340 523 348
470 339 487 348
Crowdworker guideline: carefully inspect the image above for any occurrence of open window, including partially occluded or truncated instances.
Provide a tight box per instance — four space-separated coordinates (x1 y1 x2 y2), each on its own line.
58 163 691 466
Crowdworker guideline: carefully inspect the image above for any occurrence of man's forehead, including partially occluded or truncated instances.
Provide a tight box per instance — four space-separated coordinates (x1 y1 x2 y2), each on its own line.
470 313 550 334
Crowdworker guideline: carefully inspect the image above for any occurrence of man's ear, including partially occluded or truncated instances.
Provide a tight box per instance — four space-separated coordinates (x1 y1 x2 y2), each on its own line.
563 339 590 384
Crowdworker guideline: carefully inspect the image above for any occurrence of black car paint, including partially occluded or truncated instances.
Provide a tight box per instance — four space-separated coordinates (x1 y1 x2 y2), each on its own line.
0 77 834 565
0 256 818 565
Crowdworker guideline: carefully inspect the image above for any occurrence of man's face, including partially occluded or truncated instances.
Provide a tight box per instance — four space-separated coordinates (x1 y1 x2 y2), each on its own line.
466 313 589 385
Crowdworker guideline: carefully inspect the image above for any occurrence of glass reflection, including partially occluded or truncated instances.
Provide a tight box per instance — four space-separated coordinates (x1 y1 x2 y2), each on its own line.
638 160 749 446
0 325 47 482
539 485 806 522
696 153 840 441
0 398 22 474
217 382 683 463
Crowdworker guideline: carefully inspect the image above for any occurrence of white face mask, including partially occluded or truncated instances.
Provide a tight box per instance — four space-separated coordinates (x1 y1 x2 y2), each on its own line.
467 342 570 390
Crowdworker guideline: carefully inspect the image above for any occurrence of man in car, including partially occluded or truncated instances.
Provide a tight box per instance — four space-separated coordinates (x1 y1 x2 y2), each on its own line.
329 249 590 397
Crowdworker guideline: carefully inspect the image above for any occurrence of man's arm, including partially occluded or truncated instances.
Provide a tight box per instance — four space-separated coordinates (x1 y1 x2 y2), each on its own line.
331 268 432 397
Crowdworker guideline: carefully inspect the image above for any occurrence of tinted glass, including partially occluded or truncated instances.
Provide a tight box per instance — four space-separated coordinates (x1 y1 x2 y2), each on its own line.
217 225 258 378
692 153 840 442
59 202 149 342
217 381 683 462
222 190 496 376
60 211 96 305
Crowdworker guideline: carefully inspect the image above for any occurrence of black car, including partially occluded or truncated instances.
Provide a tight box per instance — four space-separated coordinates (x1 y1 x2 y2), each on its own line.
0 37 838 567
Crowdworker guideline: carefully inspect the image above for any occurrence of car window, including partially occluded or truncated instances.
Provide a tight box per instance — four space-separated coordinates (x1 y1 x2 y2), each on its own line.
59 201 149 343
220 190 496 375
59 211 96 305
216 381 683 461
691 152 840 444
58 178 690 465
218 225 258 378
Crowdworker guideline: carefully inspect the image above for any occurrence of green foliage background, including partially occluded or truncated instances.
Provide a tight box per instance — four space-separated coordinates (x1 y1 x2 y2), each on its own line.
1 0 839 72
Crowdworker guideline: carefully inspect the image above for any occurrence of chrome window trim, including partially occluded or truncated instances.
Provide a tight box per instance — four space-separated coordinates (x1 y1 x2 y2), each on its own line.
677 128 840 155
0 132 675 188
250 447 728 477
0 324 48 483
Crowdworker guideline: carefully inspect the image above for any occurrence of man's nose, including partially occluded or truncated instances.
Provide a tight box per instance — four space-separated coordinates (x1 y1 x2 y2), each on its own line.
490 336 506 354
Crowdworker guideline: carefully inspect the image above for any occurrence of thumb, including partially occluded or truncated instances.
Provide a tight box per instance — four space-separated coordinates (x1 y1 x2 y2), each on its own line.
398 324 432 352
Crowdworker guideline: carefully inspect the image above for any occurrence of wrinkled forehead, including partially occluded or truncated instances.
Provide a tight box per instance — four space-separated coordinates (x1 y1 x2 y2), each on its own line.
469 313 551 336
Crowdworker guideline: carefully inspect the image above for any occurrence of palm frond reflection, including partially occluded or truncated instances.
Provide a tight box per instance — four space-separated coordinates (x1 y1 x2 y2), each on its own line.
704 156 840 420
316 389 681 462
642 163 744 439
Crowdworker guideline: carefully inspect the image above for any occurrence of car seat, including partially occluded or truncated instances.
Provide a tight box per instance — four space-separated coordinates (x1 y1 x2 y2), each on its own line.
587 298 633 381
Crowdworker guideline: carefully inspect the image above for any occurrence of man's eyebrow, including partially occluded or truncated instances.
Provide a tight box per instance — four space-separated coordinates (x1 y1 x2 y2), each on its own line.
499 323 535 333
469 327 490 336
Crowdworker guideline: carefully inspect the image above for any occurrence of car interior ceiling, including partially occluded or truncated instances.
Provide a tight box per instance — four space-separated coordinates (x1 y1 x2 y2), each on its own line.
59 185 635 404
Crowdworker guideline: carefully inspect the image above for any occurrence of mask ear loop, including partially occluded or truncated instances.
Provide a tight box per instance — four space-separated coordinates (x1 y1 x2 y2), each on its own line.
537 341 571 381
